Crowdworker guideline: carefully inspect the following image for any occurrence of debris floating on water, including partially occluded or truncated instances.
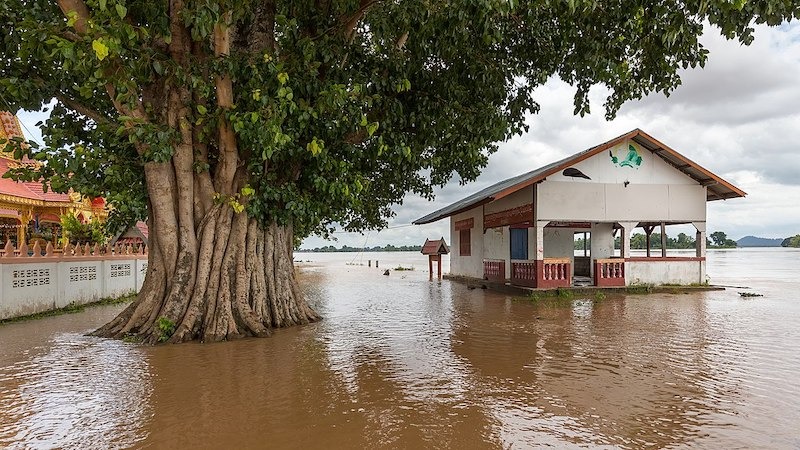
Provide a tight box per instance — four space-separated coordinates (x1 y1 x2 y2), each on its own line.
739 292 764 298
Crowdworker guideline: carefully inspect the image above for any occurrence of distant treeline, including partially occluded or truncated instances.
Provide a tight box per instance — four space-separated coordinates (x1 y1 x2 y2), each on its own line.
782 235 800 248
575 230 738 250
298 244 423 253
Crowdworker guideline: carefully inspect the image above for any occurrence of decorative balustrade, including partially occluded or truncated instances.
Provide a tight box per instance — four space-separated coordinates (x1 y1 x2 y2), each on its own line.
511 261 537 287
483 259 506 282
0 240 149 321
538 258 572 289
594 258 625 287
0 240 147 261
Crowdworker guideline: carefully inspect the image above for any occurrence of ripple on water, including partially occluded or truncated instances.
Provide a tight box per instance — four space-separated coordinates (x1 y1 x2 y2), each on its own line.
0 333 152 450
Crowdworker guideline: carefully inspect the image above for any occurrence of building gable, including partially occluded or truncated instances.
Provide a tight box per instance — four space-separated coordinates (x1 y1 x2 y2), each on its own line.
551 139 699 186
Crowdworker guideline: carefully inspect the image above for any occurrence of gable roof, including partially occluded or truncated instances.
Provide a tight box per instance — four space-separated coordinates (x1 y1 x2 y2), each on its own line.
413 129 746 225
421 237 450 255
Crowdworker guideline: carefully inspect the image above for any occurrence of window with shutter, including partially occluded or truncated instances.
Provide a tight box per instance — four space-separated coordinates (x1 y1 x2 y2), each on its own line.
459 229 471 256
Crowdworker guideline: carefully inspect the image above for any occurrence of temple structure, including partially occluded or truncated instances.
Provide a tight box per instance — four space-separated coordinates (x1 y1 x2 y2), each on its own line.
0 111 106 246
414 129 745 288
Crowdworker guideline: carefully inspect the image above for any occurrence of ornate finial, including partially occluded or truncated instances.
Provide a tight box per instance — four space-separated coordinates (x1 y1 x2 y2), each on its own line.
32 240 41 256
83 243 91 256
74 243 83 256
93 243 100 255
45 241 54 256
17 242 28 257
3 239 12 258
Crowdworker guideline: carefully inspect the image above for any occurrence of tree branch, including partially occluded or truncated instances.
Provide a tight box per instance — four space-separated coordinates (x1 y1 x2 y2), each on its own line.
54 93 111 125
341 0 380 42
56 0 89 34
55 0 150 131
213 11 240 195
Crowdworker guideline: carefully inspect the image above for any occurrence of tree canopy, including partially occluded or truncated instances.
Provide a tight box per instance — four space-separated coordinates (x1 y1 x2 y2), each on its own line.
3 0 798 239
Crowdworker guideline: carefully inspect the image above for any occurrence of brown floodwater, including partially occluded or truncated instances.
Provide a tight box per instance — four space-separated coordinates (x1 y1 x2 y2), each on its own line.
1 248 799 449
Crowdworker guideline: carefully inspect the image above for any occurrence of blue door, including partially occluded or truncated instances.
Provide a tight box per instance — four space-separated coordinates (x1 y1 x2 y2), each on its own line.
510 228 528 260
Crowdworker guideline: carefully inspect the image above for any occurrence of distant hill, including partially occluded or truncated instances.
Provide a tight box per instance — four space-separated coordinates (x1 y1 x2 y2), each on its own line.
737 236 784 247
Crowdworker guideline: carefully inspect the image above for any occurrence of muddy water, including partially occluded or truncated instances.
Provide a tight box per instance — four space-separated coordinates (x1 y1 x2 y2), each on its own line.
1 248 799 449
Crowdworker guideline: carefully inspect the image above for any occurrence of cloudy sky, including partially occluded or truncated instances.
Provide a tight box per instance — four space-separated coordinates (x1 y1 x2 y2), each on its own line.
303 21 800 249
15 22 800 249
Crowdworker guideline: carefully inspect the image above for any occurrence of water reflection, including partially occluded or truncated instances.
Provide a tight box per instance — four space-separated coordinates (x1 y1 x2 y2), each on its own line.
0 250 798 449
0 333 152 449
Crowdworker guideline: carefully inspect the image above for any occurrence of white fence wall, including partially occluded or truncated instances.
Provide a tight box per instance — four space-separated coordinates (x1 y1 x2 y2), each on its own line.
0 256 148 320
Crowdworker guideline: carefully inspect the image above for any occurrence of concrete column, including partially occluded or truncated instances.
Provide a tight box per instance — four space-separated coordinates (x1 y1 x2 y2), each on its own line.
618 221 637 259
590 223 615 278
502 226 511 279
534 221 547 260
693 221 707 258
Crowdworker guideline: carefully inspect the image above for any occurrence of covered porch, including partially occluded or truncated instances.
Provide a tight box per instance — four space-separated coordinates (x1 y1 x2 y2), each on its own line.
481 220 707 289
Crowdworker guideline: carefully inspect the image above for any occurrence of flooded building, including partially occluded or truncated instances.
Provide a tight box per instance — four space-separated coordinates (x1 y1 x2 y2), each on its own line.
413 129 745 288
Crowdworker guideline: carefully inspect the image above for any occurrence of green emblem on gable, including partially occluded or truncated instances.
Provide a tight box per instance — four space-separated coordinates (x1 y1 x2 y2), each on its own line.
610 144 643 168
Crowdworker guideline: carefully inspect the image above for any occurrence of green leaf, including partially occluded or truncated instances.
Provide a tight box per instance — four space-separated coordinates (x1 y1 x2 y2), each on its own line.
99 0 107 10
196 104 207 114
66 11 78 27
307 138 323 156
277 72 289 85
92 39 109 61
241 185 255 197
366 122 379 137
116 4 127 19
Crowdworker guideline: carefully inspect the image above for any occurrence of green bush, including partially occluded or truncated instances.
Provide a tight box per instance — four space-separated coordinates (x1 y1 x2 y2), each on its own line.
61 215 107 245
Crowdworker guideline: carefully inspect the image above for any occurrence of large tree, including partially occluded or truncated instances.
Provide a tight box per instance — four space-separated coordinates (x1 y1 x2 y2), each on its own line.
1 0 796 343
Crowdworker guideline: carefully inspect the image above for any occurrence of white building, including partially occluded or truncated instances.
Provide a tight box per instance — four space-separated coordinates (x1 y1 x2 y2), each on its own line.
413 129 745 288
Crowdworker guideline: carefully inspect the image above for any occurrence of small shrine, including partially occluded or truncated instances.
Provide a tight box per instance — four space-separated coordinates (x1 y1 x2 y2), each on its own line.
421 237 449 280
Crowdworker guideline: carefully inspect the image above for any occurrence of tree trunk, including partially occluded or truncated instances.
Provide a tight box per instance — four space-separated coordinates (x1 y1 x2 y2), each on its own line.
92 211 320 344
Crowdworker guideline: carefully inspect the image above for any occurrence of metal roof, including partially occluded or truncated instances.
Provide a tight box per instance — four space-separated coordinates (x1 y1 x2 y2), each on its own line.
413 129 746 225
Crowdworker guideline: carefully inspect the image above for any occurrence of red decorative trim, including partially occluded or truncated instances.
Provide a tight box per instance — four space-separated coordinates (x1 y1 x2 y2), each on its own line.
454 217 474 231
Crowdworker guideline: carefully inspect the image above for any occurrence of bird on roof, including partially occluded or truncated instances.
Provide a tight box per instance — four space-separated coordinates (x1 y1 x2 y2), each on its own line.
562 167 591 180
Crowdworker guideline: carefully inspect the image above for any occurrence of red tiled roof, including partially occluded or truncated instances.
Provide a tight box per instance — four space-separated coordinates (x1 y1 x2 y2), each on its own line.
0 157 74 203
421 238 449 255
135 221 149 239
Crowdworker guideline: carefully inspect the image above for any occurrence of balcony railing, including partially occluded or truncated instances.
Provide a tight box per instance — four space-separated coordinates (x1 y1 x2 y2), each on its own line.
538 258 571 288
511 260 536 287
594 258 625 287
483 259 505 282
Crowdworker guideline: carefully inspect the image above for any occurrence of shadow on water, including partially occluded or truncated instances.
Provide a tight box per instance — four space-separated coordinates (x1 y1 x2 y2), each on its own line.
0 249 799 449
